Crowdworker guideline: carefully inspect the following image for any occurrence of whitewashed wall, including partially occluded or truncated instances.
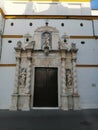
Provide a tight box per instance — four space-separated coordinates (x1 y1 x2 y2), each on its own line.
1 38 19 64
70 39 98 64
94 20 98 35
2 2 91 15
4 19 93 36
77 68 98 109
2 19 97 64
0 67 15 109
0 18 98 109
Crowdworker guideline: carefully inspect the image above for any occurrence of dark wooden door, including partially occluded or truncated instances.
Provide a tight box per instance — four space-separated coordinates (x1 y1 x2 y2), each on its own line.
33 68 58 107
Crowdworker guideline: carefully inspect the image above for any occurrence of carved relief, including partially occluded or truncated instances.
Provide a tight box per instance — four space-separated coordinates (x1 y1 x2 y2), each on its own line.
19 68 27 86
66 69 72 89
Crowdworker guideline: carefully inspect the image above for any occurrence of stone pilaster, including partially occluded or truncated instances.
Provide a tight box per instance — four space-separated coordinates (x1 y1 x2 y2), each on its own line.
10 48 21 110
60 50 68 110
13 58 20 94
72 48 80 110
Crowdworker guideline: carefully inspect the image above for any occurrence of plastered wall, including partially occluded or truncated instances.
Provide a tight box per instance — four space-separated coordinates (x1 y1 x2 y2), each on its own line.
0 18 98 109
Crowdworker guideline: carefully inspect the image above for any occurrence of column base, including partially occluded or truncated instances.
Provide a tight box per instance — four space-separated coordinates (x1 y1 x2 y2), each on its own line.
10 94 31 111
10 94 18 111
73 95 80 110
61 94 68 110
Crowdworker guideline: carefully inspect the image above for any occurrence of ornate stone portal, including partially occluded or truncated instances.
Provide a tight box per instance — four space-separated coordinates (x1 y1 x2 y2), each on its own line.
11 26 80 111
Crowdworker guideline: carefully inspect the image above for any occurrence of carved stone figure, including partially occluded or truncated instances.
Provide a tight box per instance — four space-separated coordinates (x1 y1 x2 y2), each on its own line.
24 41 35 49
42 32 51 49
66 69 72 89
19 68 27 86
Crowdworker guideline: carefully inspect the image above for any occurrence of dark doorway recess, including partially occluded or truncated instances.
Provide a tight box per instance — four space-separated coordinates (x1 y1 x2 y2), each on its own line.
33 68 58 107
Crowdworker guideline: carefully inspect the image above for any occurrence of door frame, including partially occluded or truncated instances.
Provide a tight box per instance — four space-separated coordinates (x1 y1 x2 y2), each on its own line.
32 67 61 109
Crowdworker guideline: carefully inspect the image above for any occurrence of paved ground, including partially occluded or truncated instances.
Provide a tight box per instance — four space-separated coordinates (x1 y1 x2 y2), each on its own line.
0 109 98 130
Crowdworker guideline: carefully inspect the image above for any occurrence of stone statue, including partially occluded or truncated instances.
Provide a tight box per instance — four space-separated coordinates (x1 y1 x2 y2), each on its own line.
66 69 72 89
19 68 27 86
42 32 51 49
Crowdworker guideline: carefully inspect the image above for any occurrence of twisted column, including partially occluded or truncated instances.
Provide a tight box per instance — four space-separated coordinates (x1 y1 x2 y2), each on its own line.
25 58 32 94
72 59 78 96
61 58 66 94
13 58 20 94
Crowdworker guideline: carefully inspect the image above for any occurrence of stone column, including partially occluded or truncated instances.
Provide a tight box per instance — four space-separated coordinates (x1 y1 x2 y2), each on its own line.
61 57 66 94
65 51 72 93
10 49 21 110
72 59 78 96
13 58 20 94
65 51 73 110
61 50 68 110
25 57 32 94
21 49 32 111
72 50 80 110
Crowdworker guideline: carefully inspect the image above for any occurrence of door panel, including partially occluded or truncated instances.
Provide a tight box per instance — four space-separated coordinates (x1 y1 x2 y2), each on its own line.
33 68 58 107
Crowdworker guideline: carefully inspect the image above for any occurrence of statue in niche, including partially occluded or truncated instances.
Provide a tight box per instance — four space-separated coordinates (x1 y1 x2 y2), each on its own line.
41 32 51 49
66 69 72 89
19 68 27 86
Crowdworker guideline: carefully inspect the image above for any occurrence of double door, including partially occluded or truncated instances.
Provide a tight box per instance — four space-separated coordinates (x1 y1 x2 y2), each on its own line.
33 68 58 107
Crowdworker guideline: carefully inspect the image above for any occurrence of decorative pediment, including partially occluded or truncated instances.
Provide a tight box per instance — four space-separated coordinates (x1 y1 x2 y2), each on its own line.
33 26 60 50
35 26 59 33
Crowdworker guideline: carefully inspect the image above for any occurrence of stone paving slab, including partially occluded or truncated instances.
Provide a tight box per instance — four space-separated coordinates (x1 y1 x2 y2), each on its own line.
0 109 98 130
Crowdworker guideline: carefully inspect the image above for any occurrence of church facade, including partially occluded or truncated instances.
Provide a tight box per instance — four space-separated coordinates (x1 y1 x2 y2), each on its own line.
0 0 98 110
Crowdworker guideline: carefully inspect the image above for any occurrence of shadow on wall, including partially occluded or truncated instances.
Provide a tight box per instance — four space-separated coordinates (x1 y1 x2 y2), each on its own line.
23 0 91 15
0 0 91 15
24 0 64 15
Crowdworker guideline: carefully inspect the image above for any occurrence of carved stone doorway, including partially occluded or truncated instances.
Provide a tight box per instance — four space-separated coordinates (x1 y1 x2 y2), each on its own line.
33 67 58 107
